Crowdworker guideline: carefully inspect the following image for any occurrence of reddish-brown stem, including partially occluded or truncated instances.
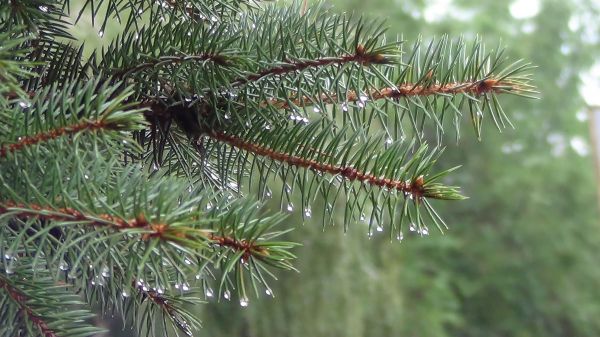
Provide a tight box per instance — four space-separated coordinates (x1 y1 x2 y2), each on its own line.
0 120 112 158
208 233 267 262
0 276 59 337
262 78 513 109
114 53 231 78
0 202 268 257
209 132 425 198
230 45 387 87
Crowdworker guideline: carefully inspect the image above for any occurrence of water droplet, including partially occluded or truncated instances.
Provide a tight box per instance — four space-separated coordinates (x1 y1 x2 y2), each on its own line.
195 273 202 280
152 162 159 172
84 174 89 180
341 102 349 112
98 30 104 37
39 5 48 12
409 223 416 232
367 231 373 237
101 266 110 278
142 285 149 291
286 203 294 212
205 288 214 297
265 187 272 198
4 252 12 260
184 258 192 265
157 287 165 294
358 101 365 108
304 207 312 218
386 138 393 145
58 260 69 271
122 290 130 297
211 16 218 22
421 227 430 236
265 288 273 296
223 290 231 300
182 283 190 291
397 232 404 241
240 297 249 307
174 283 180 289
376 225 384 232
5 266 14 275
360 213 366 222
18 101 31 108
224 113 231 120
264 124 272 131
313 106 320 113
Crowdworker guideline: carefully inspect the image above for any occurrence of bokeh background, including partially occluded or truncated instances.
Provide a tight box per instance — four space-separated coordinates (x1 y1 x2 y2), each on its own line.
75 0 600 336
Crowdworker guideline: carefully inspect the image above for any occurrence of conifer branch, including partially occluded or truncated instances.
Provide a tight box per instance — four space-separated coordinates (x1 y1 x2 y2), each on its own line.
0 275 58 337
230 45 390 87
210 131 429 200
0 120 115 158
262 78 524 110
114 53 232 78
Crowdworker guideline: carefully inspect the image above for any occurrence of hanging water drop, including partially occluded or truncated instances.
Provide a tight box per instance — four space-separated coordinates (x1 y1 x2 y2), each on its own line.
223 290 231 300
386 137 393 145
39 5 48 12
313 106 320 113
341 102 349 112
240 297 249 307
367 231 373 238
58 260 69 271
397 232 404 241
84 174 90 180
286 203 294 212
265 288 273 296
98 30 104 37
18 101 31 108
376 225 384 232
152 162 159 172
182 283 190 291
304 207 312 218
360 213 366 222
157 287 165 294
359 95 368 102
205 287 214 298
409 223 416 232
184 258 192 265
421 227 430 236
101 265 110 278
265 187 272 198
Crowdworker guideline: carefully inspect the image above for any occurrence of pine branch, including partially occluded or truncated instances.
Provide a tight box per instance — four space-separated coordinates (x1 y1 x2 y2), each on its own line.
0 262 105 337
0 275 58 337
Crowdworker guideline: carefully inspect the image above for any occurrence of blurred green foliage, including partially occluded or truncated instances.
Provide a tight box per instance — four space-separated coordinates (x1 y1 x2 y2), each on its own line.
192 1 600 337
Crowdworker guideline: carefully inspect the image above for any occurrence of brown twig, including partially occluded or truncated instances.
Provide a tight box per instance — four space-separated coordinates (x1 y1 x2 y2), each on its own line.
209 132 426 199
0 276 59 337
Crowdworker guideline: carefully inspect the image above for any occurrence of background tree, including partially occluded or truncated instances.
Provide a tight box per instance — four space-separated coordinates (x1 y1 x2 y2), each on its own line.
0 1 539 337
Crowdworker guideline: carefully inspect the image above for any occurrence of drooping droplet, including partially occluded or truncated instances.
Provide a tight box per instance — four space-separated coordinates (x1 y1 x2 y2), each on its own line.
265 187 272 198
386 137 393 145
304 207 312 218
376 225 384 232
184 258 192 265
84 174 90 180
286 203 294 212
367 231 373 238
122 290 130 298
182 283 190 291
152 162 159 172
409 223 416 232
39 5 49 12
101 266 110 278
58 260 69 271
205 287 214 298
157 287 165 294
397 232 404 241
174 283 180 289
359 95 368 102
18 101 31 108
223 290 231 300
313 106 320 113
98 30 104 37
360 213 366 222
265 288 273 297
240 297 249 307
421 227 430 236
341 102 349 112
